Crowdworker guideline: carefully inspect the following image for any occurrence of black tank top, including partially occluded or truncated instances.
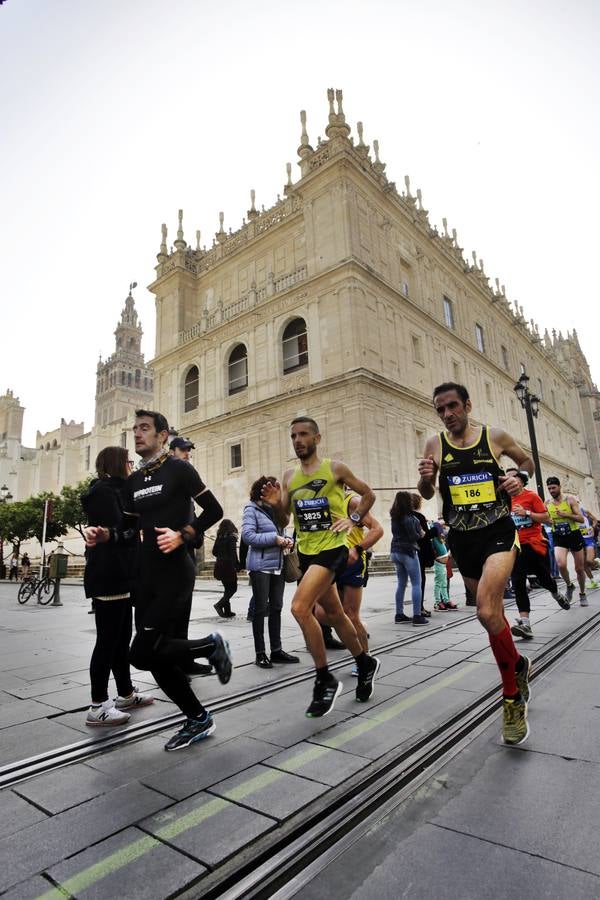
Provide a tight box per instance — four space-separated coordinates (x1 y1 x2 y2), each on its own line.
438 426 510 532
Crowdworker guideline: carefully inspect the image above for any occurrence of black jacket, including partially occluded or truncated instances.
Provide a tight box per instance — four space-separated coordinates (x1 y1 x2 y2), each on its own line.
82 477 138 597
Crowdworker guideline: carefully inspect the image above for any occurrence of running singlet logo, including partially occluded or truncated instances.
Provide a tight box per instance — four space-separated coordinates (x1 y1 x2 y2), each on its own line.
448 471 496 510
294 497 332 532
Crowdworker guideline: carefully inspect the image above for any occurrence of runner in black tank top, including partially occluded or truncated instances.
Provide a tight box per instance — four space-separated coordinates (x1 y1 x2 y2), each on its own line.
418 382 534 746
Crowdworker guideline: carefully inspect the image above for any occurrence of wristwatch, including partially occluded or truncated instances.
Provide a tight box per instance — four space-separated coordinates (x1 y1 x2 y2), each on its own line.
349 512 362 524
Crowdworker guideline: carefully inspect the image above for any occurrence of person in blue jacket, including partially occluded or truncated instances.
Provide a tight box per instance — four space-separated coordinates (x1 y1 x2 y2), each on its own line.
241 476 300 668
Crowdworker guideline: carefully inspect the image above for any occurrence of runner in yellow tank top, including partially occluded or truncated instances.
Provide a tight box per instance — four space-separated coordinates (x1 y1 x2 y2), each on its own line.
545 475 586 604
262 416 381 719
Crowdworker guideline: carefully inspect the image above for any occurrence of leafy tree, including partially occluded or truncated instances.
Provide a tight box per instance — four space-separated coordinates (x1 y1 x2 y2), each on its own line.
58 478 93 538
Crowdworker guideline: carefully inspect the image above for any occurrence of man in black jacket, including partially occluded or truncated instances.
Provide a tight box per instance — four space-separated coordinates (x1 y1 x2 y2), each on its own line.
86 410 231 752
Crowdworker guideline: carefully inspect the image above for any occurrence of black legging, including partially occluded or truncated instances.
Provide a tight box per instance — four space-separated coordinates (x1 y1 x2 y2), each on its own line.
249 571 284 654
217 577 237 615
512 543 558 615
130 554 215 720
90 599 134 703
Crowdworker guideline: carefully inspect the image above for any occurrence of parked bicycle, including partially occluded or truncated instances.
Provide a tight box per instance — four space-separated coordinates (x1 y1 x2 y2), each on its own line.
17 567 57 605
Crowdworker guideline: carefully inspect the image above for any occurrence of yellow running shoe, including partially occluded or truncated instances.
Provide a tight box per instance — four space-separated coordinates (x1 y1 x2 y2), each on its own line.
502 697 529 745
515 655 532 703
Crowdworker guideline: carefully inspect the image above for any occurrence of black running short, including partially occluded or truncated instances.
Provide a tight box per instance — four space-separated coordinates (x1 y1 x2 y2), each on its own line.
552 530 584 552
448 516 518 581
298 545 349 581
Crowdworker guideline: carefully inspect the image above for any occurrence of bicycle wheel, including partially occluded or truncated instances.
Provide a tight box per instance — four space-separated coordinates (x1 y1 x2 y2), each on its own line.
37 577 57 605
18 579 36 604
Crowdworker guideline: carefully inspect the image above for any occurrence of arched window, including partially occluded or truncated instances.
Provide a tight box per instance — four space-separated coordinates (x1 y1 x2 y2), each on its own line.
121 371 125 385
282 318 308 373
228 344 248 395
184 366 200 412
127 372 132 387
135 369 140 387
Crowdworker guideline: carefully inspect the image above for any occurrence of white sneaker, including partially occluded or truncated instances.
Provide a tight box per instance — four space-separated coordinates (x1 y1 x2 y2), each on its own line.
86 699 131 727
114 687 155 710
580 594 589 607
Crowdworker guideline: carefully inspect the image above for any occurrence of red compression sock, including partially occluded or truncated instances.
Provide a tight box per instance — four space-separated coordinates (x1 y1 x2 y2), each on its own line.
488 618 520 696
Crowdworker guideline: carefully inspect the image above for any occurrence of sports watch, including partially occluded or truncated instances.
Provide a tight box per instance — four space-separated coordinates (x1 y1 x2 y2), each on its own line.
349 512 362 524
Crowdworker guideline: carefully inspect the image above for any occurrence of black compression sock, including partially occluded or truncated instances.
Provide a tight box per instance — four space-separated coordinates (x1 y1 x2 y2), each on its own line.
354 652 369 672
316 666 331 682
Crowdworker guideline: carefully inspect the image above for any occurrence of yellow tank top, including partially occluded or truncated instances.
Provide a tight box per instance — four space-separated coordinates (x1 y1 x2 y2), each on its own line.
344 493 365 549
289 458 347 555
547 499 579 532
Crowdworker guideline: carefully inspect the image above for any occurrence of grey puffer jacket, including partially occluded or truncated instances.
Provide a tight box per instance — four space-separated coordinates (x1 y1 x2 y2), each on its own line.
241 502 284 572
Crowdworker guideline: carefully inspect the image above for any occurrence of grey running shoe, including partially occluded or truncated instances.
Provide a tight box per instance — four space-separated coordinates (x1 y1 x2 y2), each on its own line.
356 655 381 703
86 700 130 727
115 688 155 710
209 632 233 684
552 591 570 610
580 594 589 607
502 696 529 746
306 677 342 718
515 655 532 703
164 713 215 751
511 621 533 640
566 583 575 603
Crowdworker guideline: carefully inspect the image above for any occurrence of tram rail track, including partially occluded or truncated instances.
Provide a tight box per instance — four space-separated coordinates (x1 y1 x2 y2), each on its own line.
181 608 600 900
0 605 493 789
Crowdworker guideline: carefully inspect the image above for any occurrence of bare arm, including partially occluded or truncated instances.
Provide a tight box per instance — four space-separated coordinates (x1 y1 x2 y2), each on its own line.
331 461 375 530
490 428 534 497
417 434 440 500
347 495 384 552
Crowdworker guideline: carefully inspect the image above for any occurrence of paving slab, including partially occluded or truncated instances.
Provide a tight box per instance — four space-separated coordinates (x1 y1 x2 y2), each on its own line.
432 750 600 876
3 676 87 700
0 717 85 767
0 781 171 893
377 664 445 688
311 717 417 759
564 647 600 674
209 763 329 819
248 705 353 749
414 648 475 668
1 875 54 900
140 791 275 867
0 789 49 839
84 736 177 782
14 762 121 814
0 698 63 729
302 821 600 900
47 826 207 899
264 740 371 786
141 736 279 800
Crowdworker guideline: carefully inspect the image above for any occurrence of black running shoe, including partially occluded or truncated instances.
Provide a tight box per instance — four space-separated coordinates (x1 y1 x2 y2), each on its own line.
209 632 233 684
356 655 381 702
395 613 411 623
305 677 342 718
553 591 570 610
566 583 575 604
164 713 215 751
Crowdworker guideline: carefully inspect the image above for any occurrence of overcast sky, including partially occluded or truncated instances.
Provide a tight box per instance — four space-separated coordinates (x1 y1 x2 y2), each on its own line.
1 0 598 446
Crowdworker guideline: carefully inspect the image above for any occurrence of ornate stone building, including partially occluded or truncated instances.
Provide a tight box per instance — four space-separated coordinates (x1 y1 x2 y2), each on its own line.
3 288 153 502
145 89 600 536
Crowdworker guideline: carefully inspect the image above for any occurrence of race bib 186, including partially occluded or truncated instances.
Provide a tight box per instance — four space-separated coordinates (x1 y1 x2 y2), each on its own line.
294 497 332 532
448 472 497 509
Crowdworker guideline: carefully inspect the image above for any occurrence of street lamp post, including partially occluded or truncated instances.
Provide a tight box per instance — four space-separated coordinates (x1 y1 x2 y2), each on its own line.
513 374 544 500
0 484 14 580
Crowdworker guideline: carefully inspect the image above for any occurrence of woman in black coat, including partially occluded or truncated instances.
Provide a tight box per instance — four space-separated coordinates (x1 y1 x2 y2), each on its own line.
212 519 240 618
82 446 153 726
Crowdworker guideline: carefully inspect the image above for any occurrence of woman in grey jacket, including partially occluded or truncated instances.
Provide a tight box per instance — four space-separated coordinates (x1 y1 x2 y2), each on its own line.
241 476 300 668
